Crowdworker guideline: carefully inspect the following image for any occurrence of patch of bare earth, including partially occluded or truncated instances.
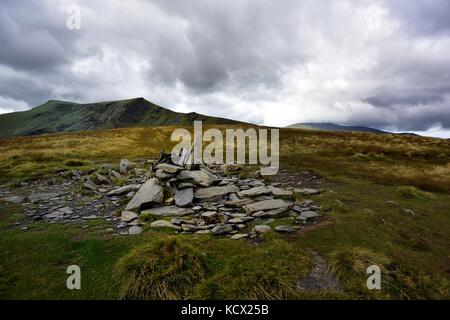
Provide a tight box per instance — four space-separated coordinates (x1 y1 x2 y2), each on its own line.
297 251 343 294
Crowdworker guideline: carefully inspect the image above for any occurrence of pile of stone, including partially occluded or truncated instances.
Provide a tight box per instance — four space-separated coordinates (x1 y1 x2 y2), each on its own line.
1 150 323 237
108 150 322 238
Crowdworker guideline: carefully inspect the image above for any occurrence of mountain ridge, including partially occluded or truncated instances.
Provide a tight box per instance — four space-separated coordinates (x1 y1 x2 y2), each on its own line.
287 122 387 134
0 97 246 138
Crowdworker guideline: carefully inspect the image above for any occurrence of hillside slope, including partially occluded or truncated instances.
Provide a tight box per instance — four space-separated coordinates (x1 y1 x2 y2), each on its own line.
287 122 387 134
0 97 244 138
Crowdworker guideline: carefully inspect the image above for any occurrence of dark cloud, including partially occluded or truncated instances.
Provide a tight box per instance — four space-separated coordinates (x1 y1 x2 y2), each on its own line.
0 0 449 133
365 93 445 108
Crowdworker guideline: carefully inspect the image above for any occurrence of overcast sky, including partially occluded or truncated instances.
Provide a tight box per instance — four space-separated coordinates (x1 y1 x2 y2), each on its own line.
0 0 449 136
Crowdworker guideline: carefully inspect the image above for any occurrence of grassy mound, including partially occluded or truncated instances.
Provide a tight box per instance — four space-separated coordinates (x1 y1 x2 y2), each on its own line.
396 186 433 199
329 248 449 299
114 237 207 300
193 239 310 300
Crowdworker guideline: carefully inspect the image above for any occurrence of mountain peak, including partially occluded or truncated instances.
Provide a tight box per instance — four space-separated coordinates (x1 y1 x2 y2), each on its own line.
0 97 244 138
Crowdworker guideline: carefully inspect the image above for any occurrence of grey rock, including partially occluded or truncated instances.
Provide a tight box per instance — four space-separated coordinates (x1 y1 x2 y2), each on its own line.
174 188 194 207
261 207 290 218
225 198 254 208
94 173 110 185
201 211 222 223
252 225 272 234
238 186 271 197
228 218 244 224
275 225 295 233
44 212 62 219
299 199 314 207
170 218 183 225
298 211 319 220
228 193 239 201
83 180 97 191
107 184 139 196
178 182 195 189
141 205 194 217
230 233 249 240
121 211 138 222
181 224 198 232
110 170 122 180
155 163 183 173
194 185 239 199
120 159 133 174
243 199 290 213
59 206 73 215
294 188 320 195
230 213 247 218
125 178 164 211
268 186 293 196
177 169 217 187
195 229 211 235
150 220 180 229
155 169 175 180
211 224 233 235
128 226 143 235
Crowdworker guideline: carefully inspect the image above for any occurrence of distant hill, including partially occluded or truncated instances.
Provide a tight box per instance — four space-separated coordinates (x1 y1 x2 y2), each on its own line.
287 122 387 134
0 97 245 138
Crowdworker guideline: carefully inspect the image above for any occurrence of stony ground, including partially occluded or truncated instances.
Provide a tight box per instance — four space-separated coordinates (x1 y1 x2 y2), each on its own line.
0 157 327 240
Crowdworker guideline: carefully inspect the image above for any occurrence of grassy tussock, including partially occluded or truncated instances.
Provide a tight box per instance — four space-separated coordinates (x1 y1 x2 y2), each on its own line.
396 186 433 199
114 237 207 300
113 235 311 300
329 248 449 299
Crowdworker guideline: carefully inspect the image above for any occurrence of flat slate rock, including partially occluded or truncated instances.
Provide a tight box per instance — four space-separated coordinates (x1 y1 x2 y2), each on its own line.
155 169 176 180
155 163 183 173
260 207 290 217
244 199 290 213
238 186 271 197
108 184 139 196
121 211 138 222
151 220 180 229
211 224 233 235
194 185 239 199
231 233 249 240
294 188 321 195
268 186 293 196
125 178 164 211
177 169 217 187
141 205 194 217
225 198 254 207
275 225 295 233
